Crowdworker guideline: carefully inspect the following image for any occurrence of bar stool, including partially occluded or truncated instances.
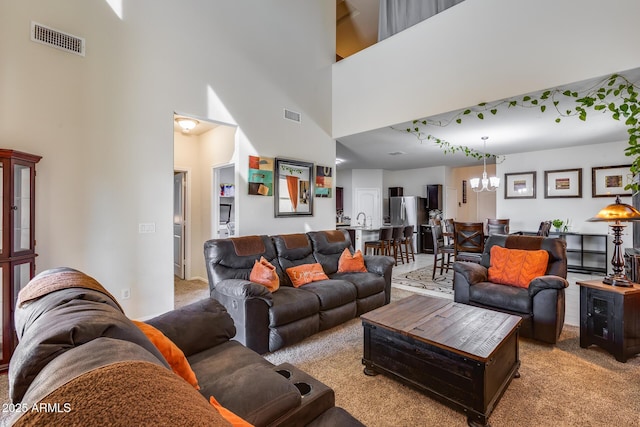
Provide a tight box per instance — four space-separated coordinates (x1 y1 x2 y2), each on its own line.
391 226 405 265
401 225 415 263
364 227 393 256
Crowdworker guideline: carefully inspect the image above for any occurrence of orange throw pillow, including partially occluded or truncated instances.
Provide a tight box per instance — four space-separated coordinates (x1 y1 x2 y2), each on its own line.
286 263 329 287
209 396 254 427
338 248 367 273
132 320 200 390
250 256 280 292
488 246 549 288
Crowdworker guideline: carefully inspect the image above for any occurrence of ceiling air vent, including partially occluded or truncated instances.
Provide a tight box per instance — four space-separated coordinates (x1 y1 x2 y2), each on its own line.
388 151 406 156
283 109 301 123
31 22 85 57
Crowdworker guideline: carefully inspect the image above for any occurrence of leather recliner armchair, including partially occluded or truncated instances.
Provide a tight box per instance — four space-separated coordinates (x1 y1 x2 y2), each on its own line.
453 234 569 344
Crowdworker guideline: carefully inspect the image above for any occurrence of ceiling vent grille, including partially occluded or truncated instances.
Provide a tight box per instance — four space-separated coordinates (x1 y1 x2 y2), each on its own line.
31 22 85 57
283 109 301 123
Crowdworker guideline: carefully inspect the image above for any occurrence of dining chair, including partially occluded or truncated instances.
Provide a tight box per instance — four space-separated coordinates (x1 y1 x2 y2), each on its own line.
453 221 484 263
487 218 510 235
443 218 455 245
431 224 455 279
390 226 405 265
401 225 415 263
364 227 393 256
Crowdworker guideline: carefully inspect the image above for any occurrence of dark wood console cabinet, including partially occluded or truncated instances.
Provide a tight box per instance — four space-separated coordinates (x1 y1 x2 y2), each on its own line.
0 150 41 372
576 280 640 362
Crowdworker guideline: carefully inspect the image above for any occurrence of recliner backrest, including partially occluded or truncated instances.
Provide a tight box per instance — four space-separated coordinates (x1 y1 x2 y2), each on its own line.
271 233 317 287
307 229 352 275
204 235 281 289
481 234 567 278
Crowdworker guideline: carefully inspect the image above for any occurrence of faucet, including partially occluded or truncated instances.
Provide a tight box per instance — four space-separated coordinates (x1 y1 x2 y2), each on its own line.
356 212 366 227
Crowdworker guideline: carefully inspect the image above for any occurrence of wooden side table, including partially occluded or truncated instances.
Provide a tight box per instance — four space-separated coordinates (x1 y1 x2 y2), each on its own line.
575 280 640 362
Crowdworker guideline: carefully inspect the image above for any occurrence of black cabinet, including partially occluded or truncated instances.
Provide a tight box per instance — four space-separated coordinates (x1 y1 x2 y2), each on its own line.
388 187 403 198
421 225 434 254
576 280 640 362
425 185 442 211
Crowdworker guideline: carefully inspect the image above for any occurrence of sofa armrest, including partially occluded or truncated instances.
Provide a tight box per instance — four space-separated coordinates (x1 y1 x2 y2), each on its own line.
453 262 488 304
528 275 569 297
363 255 394 276
212 279 273 354
214 279 274 306
453 261 488 285
146 298 236 357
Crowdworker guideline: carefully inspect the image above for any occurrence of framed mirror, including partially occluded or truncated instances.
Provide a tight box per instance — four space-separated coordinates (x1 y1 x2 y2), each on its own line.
274 158 314 217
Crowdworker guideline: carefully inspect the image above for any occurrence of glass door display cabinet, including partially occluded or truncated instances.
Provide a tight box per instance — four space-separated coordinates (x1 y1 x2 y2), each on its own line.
0 150 41 371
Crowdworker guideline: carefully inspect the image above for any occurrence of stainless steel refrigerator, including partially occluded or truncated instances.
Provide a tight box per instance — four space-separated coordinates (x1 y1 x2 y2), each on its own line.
389 196 427 253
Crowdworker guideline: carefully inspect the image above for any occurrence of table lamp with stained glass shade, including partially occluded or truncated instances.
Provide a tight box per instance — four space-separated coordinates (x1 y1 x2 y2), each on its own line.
588 195 640 286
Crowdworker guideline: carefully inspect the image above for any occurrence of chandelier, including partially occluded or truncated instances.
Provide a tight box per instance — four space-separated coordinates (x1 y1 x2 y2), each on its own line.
470 136 499 192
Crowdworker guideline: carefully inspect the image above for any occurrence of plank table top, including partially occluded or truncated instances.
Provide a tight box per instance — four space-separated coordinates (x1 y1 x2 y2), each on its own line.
361 295 522 362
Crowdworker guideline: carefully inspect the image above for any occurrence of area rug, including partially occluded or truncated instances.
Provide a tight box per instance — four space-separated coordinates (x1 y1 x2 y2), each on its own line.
393 266 453 295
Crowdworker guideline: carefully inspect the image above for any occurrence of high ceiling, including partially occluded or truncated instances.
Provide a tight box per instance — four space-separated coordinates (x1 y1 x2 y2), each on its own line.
336 68 640 170
335 2 640 171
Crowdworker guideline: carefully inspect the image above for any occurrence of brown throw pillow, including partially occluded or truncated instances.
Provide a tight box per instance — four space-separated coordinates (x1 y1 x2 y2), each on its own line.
286 263 329 287
249 256 280 292
488 246 549 288
338 248 367 273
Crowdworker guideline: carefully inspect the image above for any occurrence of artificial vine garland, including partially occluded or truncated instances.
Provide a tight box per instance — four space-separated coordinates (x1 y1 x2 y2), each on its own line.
397 73 640 192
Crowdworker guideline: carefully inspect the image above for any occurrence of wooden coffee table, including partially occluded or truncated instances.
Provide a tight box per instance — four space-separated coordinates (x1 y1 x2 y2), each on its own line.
361 295 521 427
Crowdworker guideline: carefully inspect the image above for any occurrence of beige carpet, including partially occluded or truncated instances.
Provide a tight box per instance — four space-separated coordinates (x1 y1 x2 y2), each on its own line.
264 288 640 426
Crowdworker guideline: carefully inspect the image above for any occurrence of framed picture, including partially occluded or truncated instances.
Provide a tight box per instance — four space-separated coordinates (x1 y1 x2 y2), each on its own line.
592 165 632 197
504 171 536 199
315 165 332 197
274 158 314 217
248 155 274 196
544 168 582 198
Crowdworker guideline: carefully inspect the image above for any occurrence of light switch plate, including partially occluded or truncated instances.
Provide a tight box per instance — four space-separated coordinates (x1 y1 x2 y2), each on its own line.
138 223 156 233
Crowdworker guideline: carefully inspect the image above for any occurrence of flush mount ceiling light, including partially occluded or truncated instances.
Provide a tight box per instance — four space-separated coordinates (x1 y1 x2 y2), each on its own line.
470 136 500 192
175 117 199 133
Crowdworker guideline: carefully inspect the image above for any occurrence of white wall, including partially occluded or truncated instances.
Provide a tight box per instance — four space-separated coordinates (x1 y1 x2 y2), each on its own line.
497 139 632 273
383 166 447 198
1 0 334 318
333 0 640 138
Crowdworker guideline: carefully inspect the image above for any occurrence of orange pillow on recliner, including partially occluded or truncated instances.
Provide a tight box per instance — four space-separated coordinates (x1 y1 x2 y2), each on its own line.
286 263 329 287
338 248 368 273
209 396 254 427
488 245 549 288
132 320 200 390
250 256 280 292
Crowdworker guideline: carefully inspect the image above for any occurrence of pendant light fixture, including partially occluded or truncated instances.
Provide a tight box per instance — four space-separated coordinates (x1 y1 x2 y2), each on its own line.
470 136 499 192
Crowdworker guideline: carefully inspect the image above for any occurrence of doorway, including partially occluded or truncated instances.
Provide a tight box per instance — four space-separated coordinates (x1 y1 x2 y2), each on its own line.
213 164 236 239
173 171 186 279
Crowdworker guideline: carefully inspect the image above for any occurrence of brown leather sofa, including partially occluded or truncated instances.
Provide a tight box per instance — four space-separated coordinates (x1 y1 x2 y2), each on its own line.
7 268 365 426
204 229 394 354
453 234 569 344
